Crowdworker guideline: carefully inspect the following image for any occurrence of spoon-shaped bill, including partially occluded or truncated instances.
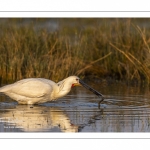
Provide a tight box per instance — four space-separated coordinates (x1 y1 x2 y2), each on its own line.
79 79 104 103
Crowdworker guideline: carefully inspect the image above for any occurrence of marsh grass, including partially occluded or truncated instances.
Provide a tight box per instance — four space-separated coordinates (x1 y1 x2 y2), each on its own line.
0 18 150 84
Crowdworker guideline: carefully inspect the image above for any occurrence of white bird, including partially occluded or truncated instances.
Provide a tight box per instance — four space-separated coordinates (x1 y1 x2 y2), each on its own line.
0 76 104 105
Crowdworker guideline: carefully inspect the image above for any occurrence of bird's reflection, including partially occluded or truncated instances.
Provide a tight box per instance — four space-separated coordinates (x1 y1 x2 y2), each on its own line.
0 104 79 132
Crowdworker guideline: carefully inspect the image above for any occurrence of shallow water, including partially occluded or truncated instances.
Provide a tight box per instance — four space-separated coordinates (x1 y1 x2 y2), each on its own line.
0 81 150 132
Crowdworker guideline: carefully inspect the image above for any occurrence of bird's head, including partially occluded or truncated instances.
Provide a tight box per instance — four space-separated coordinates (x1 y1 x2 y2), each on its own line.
70 76 81 88
57 76 104 106
57 76 81 91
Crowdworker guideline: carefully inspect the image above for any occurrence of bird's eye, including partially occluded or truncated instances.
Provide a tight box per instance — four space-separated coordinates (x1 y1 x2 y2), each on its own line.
76 79 79 81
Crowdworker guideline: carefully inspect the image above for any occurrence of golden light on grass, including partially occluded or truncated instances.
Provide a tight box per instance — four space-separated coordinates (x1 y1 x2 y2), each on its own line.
0 18 150 84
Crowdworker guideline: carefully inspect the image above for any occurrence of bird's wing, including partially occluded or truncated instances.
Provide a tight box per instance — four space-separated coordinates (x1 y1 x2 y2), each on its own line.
10 78 55 98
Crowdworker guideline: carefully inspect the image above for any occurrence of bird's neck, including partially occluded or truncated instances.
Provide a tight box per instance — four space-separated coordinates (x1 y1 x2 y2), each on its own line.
55 80 72 99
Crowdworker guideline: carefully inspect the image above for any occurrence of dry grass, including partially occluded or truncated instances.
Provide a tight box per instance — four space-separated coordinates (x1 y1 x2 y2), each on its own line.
0 18 150 84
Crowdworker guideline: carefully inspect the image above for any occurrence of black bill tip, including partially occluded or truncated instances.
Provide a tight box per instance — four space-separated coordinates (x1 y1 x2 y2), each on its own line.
79 79 104 106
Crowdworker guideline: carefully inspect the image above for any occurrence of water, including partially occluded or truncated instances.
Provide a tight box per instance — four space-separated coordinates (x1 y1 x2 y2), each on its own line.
0 81 150 132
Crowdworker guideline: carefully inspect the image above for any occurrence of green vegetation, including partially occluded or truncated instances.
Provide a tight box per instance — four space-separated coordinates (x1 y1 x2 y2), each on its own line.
0 18 150 84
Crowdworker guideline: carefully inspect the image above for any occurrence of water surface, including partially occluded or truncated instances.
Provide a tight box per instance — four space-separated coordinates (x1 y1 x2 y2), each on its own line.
0 81 150 132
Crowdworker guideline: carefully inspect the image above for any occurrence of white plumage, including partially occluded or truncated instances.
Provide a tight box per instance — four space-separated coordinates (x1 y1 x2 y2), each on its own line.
0 76 104 105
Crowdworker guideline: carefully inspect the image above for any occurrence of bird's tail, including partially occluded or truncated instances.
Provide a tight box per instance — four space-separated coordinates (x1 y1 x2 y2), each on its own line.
0 85 10 93
0 87 5 92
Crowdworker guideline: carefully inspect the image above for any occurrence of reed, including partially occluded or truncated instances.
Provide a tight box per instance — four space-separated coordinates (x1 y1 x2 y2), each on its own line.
0 18 150 84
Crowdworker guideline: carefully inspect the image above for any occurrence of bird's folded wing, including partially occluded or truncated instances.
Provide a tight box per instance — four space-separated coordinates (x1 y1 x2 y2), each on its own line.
10 79 53 98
